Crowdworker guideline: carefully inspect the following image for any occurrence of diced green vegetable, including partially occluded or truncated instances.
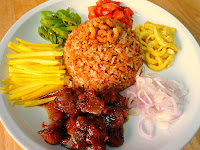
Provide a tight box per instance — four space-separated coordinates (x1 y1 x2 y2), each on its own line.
41 11 55 17
62 16 77 26
57 37 64 46
65 7 70 16
56 9 67 19
60 26 76 31
48 29 57 44
40 19 62 27
53 28 69 39
53 23 65 28
70 12 81 25
38 26 48 40
38 7 81 46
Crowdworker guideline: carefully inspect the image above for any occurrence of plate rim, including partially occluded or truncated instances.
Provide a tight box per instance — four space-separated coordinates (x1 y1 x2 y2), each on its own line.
0 0 200 150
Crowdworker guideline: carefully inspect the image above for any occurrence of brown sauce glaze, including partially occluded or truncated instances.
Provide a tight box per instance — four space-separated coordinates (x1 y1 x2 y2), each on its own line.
39 88 128 149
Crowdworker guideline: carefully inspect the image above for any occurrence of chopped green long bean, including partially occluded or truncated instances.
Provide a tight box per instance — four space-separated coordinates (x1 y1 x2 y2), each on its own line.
57 37 64 46
60 26 76 31
41 11 55 17
38 7 81 46
56 9 67 19
40 19 63 28
38 26 48 40
48 29 57 44
53 28 69 39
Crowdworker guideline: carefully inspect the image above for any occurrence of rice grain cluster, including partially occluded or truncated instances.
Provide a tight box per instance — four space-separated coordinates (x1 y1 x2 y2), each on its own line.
64 17 143 91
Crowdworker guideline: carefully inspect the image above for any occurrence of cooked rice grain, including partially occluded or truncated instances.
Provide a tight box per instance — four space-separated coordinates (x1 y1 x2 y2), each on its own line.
64 17 143 91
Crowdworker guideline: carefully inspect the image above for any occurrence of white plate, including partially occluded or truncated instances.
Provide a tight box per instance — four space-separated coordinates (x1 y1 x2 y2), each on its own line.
0 0 200 150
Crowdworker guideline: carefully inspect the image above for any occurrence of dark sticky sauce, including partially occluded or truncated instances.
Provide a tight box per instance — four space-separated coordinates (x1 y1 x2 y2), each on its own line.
39 88 130 148
41 88 130 127
40 88 66 122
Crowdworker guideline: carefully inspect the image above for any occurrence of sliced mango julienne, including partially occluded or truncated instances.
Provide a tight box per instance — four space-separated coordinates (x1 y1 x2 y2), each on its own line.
1 38 71 107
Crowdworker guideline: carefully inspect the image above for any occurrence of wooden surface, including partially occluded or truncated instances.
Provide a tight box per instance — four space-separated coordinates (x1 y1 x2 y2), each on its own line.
0 0 200 150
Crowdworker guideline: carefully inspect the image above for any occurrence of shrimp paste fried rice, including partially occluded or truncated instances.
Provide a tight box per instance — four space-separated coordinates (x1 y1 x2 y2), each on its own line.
64 17 143 91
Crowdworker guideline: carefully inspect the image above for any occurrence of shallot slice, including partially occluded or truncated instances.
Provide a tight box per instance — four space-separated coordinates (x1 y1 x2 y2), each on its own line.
120 67 188 139
139 118 153 139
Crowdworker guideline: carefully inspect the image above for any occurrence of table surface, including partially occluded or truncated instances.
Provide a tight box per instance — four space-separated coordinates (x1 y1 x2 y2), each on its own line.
0 0 200 150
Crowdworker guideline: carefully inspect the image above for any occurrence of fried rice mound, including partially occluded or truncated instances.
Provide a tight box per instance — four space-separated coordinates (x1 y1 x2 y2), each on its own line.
63 17 143 91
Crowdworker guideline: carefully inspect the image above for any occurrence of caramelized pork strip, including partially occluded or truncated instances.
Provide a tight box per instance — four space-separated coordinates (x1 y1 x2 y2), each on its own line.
77 91 104 116
38 121 64 145
55 88 80 114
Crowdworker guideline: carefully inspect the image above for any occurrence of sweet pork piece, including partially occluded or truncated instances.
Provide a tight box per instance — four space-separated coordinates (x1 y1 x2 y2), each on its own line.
63 114 107 150
73 88 85 98
86 116 107 145
65 115 88 139
102 106 125 131
55 88 80 114
38 121 64 145
106 126 124 147
100 89 117 105
39 88 128 149
102 105 127 147
86 143 106 150
61 136 87 150
77 91 104 116
62 115 88 149
44 100 64 122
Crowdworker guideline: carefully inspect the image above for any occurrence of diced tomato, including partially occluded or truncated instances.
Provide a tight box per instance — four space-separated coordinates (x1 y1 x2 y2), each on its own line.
102 10 111 16
102 0 112 3
111 1 121 5
88 0 134 29
88 13 95 20
96 0 111 5
112 10 125 20
104 13 112 18
101 3 119 13
88 6 96 12
88 6 97 19
96 6 102 16
96 1 101 6
123 7 134 16
120 17 129 25
127 20 133 28
120 17 133 28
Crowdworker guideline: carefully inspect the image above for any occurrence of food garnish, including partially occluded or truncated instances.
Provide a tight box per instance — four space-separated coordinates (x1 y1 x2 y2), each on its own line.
38 8 81 46
0 38 71 107
24 96 56 107
88 0 134 28
120 67 187 139
135 21 180 71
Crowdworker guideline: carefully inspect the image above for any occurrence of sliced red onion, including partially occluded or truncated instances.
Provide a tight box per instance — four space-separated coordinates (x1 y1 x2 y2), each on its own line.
120 68 188 139
138 89 152 105
139 118 153 139
127 94 136 108
136 66 144 78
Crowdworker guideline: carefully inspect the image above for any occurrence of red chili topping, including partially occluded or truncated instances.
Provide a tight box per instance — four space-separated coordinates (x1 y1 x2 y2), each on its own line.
88 0 134 28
